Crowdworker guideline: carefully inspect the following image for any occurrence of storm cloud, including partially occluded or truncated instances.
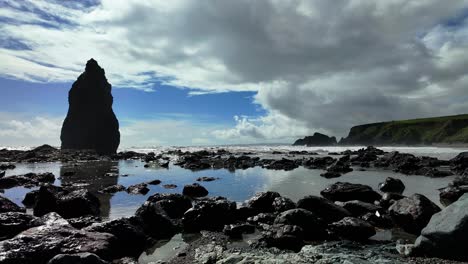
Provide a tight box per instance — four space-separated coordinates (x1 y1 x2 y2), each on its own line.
2 0 468 142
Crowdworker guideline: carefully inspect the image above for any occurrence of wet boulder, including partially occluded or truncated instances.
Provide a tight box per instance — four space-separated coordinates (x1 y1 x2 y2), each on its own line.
439 186 468 206
33 186 100 218
223 223 255 239
264 158 299 171
182 197 236 232
378 177 405 194
85 217 146 257
296 195 350 223
182 183 209 197
245 191 281 213
0 213 117 264
99 184 126 194
361 212 394 229
0 172 55 189
274 208 327 240
412 193 468 261
341 200 382 217
328 217 376 241
126 183 149 195
47 253 109 264
135 193 192 239
260 224 305 252
0 212 41 239
60 59 120 155
450 152 468 174
272 196 296 212
320 182 381 203
388 194 441 234
68 215 102 229
378 192 405 208
247 213 277 225
0 195 25 213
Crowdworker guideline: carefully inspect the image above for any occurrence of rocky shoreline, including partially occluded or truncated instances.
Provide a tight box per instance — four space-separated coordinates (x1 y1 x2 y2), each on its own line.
0 145 467 263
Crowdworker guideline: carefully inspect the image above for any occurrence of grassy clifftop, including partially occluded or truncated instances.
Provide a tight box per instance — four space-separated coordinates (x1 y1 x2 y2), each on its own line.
340 114 468 145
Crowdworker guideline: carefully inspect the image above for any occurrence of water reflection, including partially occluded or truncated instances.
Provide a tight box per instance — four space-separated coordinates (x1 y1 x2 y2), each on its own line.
138 233 200 264
60 161 118 219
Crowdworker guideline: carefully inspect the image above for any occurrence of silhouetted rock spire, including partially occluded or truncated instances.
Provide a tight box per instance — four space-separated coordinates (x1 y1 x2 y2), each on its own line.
61 59 120 154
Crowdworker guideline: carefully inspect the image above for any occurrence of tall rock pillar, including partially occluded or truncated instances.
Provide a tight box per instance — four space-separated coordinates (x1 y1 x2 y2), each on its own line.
61 59 120 154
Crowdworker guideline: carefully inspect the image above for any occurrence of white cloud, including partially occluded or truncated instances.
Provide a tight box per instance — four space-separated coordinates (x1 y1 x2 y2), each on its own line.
2 1 468 143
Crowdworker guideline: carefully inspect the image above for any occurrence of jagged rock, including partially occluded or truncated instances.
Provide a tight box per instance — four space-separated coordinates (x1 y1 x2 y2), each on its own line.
245 191 281 213
413 193 468 261
361 212 394 229
196 177 217 182
260 224 305 252
0 212 41 239
47 253 109 264
378 177 405 194
85 217 146 257
439 185 468 206
388 194 441 234
303 156 336 169
274 208 327 240
61 59 120 154
183 197 236 232
162 184 177 189
223 223 255 238
99 184 126 194
182 183 209 197
296 195 350 223
320 182 381 203
0 213 116 264
112 257 138 264
378 192 405 208
328 217 376 241
450 152 468 174
32 186 100 218
147 179 161 185
247 213 277 225
68 215 102 229
126 183 149 195
272 196 296 212
264 158 299 171
135 193 191 238
0 172 55 189
341 200 382 216
0 195 25 213
293 132 337 146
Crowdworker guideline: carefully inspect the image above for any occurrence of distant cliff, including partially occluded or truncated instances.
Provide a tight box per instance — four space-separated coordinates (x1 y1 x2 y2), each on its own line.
340 114 468 145
293 133 337 146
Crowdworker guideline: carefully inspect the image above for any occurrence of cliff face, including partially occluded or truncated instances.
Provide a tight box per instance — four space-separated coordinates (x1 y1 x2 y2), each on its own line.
340 114 468 145
293 133 337 146
60 59 120 154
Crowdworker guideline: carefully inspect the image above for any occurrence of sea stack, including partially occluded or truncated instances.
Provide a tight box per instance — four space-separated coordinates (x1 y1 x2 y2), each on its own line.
60 59 120 154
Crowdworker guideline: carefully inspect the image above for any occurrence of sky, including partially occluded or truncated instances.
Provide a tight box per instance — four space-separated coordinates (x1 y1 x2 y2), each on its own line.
1 0 468 147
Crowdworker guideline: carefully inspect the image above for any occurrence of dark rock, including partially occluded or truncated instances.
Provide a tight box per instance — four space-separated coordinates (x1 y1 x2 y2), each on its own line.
413 193 468 261
361 212 394 229
450 152 468 174
147 179 161 185
296 195 351 223
135 193 192 239
0 171 5 178
328 217 376 241
85 217 146 257
0 195 25 213
60 59 120 155
99 184 126 194
182 197 236 232
378 177 405 194
274 208 327 240
320 182 382 203
418 167 454 178
247 213 277 225
68 215 102 229
323 159 353 176
261 224 304 252
388 194 441 234
264 158 299 171
378 192 405 208
439 185 468 206
272 196 296 212
33 186 100 218
0 163 15 170
196 177 217 182
223 223 255 239
0 172 55 189
303 156 336 169
163 184 177 189
0 213 117 264
22 190 39 207
320 171 342 178
0 212 41 239
293 133 337 146
182 183 208 197
112 257 138 264
341 200 382 216
245 191 281 213
47 253 109 264
126 183 149 195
